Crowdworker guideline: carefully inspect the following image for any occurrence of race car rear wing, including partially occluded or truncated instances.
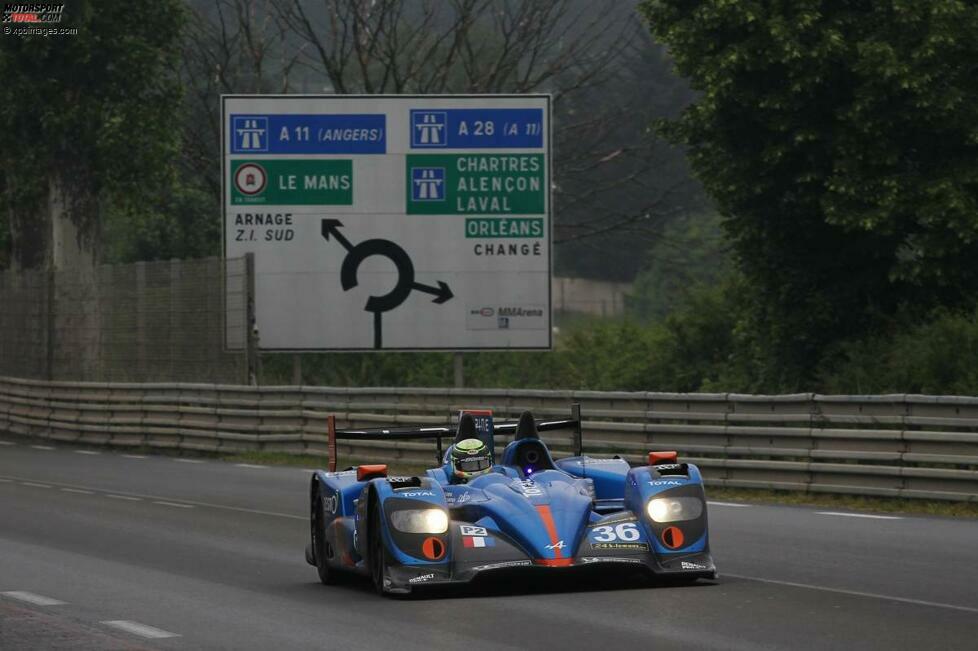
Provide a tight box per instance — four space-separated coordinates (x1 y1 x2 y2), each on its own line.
326 403 582 472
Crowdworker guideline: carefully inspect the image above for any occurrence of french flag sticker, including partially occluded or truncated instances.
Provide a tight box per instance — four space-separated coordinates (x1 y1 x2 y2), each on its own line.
463 536 495 548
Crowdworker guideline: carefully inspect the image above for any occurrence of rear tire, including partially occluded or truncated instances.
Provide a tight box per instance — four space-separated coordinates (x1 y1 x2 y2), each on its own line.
312 492 336 585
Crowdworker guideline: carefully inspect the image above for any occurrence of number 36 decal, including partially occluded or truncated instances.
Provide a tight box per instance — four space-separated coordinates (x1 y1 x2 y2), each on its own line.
592 522 641 542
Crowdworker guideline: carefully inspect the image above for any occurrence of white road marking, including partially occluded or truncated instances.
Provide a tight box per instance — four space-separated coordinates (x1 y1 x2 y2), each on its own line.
30 445 54 451
75 450 101 455
816 511 902 520
0 441 14 446
21 482 51 489
0 473 304 520
174 458 204 464
1 591 66 606
101 620 180 639
726 573 978 614
0 478 12 483
61 488 95 495
234 463 267 469
106 494 142 502
153 501 194 509
707 501 752 508
122 454 147 459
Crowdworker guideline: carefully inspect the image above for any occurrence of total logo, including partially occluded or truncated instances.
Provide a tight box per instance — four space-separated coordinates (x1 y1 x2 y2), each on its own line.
649 480 684 487
399 491 436 498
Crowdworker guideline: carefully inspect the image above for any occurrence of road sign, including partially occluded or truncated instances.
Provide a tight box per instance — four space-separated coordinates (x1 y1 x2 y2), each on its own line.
223 95 551 351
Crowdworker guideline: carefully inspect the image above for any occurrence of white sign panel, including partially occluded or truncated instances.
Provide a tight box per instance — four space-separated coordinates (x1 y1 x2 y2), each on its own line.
222 95 551 351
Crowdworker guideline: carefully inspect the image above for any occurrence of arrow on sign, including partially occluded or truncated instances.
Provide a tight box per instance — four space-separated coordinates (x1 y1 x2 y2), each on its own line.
320 219 453 348
412 281 453 304
321 219 354 252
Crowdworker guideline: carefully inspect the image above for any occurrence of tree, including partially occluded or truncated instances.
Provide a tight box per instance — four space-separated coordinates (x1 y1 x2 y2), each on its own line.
627 211 730 322
0 0 185 272
640 0 978 388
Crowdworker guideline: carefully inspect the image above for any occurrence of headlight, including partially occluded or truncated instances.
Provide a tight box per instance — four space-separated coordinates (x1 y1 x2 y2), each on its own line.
389 508 449 534
646 497 703 523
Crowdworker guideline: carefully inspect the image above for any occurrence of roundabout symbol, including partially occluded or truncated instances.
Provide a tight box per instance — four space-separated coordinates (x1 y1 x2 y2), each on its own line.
321 219 453 348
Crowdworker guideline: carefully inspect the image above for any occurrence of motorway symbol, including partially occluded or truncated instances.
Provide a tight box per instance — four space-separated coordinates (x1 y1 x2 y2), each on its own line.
411 111 447 147
321 219 453 348
234 163 267 195
411 167 445 201
233 116 268 151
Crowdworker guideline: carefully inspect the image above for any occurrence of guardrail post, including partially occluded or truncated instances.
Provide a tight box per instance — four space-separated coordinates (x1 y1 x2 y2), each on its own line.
45 269 55 380
327 414 337 472
572 402 582 456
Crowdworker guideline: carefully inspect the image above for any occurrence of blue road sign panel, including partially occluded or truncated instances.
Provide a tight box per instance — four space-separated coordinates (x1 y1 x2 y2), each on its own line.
411 167 445 201
231 114 386 154
410 108 543 149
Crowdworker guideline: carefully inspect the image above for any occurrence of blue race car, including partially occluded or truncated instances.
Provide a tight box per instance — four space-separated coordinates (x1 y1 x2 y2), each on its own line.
305 407 716 595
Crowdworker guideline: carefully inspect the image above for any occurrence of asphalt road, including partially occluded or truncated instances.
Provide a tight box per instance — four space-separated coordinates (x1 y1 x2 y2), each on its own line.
2 437 977 650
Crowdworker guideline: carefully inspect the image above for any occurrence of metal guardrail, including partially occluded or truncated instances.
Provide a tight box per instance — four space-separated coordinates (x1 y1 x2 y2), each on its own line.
1 375 977 502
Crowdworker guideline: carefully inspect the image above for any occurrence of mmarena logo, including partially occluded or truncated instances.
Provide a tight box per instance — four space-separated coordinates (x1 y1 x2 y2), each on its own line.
2 3 64 23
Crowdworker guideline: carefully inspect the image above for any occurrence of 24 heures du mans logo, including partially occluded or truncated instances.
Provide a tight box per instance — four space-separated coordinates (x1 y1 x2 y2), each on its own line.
2 3 64 23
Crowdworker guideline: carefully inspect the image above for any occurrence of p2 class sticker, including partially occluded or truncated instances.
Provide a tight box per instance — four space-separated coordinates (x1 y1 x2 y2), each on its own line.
459 525 488 536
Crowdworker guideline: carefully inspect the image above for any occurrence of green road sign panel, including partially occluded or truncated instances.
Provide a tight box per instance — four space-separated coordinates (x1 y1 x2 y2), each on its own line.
464 218 544 238
231 159 353 205
406 154 545 215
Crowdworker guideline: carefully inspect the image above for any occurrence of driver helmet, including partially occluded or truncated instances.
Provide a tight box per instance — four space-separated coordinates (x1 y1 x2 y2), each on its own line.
451 438 493 481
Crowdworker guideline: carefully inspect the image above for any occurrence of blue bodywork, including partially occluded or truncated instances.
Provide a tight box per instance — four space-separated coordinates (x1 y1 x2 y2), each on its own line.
307 426 716 594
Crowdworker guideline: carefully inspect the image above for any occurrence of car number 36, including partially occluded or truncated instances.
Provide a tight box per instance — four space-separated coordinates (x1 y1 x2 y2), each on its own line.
592 522 641 542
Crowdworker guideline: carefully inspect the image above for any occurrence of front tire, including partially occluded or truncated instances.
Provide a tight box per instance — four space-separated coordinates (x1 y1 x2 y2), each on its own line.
370 502 388 595
312 492 336 585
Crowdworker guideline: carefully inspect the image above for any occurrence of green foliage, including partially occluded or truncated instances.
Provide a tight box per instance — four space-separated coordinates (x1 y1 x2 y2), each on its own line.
262 283 744 393
627 212 730 322
0 206 8 269
0 0 186 262
820 307 978 395
639 0 978 388
102 179 220 263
